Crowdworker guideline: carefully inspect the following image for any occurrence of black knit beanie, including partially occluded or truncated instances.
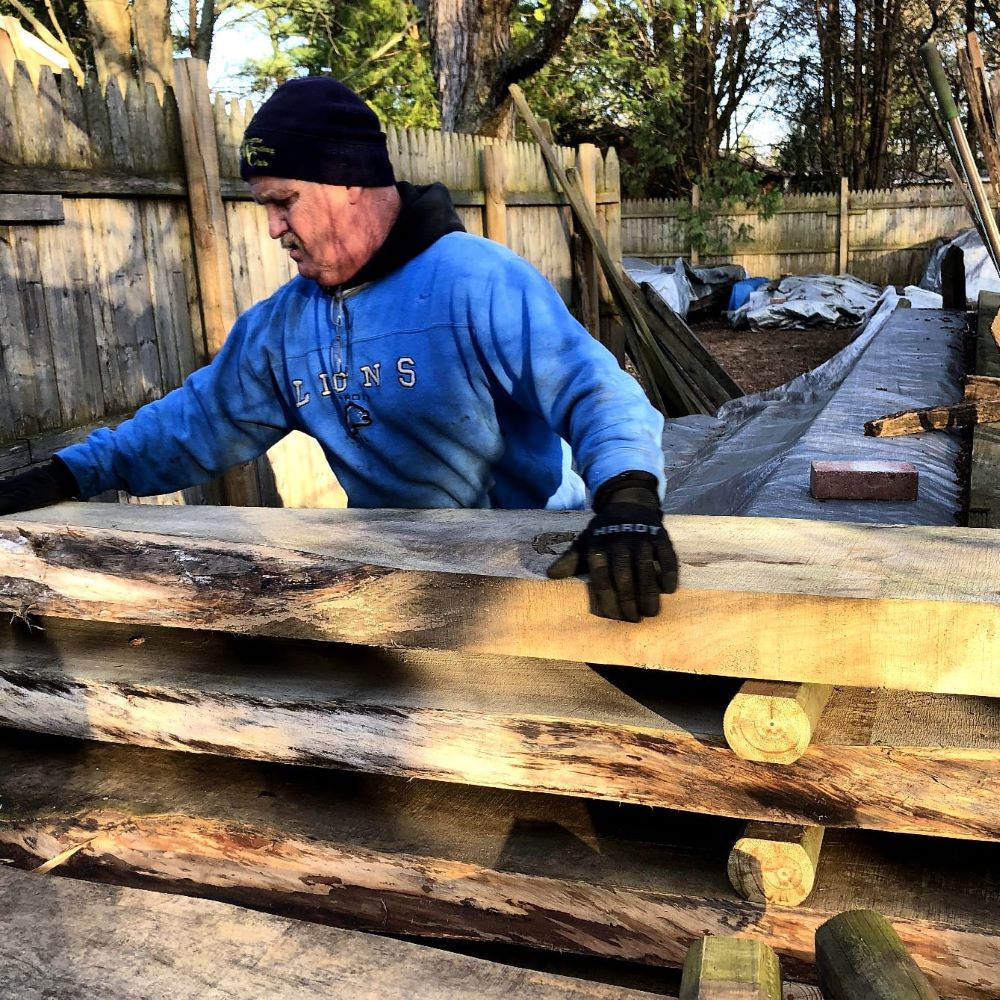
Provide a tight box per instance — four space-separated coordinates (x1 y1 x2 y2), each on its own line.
239 77 395 187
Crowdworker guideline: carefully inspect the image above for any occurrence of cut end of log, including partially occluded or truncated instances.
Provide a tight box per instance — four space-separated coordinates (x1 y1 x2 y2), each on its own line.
723 682 833 764
727 823 825 907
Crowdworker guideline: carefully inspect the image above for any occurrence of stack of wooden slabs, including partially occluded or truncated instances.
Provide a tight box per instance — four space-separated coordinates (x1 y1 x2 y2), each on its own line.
0 502 997 995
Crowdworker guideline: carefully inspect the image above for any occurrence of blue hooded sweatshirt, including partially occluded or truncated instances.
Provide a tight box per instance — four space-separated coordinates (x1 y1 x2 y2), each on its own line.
59 185 664 510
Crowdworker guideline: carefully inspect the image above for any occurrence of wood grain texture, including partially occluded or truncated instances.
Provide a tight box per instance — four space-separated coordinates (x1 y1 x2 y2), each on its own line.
679 938 782 1000
727 823 824 906
865 400 1000 437
815 910 939 1000
0 866 656 1000
0 734 996 999
2 504 1000 697
0 193 63 223
0 619 997 840
724 682 833 764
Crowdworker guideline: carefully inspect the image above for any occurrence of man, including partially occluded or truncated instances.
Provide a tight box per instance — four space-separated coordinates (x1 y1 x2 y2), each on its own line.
0 77 677 622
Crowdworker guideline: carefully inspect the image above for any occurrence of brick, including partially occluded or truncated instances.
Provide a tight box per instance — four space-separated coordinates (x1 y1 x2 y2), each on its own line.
810 460 919 501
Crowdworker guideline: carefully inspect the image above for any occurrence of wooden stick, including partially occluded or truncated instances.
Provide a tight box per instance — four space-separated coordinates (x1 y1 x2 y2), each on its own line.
864 399 1000 437
964 374 1000 400
727 822 825 907
816 910 940 1000
639 282 744 405
172 57 258 507
957 47 1000 208
5 503 1000 698
575 143 601 339
679 937 782 1000
481 145 507 246
723 681 833 764
967 33 995 136
509 83 707 416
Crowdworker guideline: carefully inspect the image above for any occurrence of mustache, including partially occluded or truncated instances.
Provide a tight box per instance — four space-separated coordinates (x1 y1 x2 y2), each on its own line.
280 233 303 251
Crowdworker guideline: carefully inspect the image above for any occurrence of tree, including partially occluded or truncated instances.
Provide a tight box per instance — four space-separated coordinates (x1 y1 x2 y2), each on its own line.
414 0 583 136
522 0 785 196
224 0 439 127
772 0 974 189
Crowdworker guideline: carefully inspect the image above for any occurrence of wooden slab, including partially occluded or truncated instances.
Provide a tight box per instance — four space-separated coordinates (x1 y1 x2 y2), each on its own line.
0 733 996 999
0 619 997 841
0 192 63 223
0 865 655 999
2 505 1000 696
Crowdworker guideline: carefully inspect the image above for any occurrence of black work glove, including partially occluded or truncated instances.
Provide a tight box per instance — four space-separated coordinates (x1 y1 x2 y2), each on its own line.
0 458 79 516
547 471 678 622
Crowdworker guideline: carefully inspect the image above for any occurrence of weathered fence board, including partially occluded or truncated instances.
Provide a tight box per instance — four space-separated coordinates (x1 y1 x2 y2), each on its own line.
623 186 970 286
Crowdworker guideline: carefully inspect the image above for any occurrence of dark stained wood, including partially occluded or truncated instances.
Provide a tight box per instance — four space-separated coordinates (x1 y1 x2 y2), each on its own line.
0 193 63 223
815 910 939 1000
0 618 997 841
0 733 996 999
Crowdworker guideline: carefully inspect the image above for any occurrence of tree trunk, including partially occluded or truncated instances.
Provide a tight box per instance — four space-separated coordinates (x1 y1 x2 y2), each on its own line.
418 0 580 137
131 0 173 97
85 0 132 90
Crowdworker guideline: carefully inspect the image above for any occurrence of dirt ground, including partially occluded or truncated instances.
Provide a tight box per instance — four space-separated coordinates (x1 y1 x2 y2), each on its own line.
689 315 858 396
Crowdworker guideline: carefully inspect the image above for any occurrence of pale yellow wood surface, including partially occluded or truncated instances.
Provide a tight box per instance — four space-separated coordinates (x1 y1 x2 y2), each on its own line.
4 505 1000 697
680 937 782 1000
724 682 833 764
727 823 825 907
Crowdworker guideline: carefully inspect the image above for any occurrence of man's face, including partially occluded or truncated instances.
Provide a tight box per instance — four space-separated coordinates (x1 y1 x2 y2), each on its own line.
249 176 364 287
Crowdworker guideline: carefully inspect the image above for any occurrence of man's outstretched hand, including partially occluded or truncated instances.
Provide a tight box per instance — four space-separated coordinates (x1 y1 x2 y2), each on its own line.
0 459 79 516
546 471 678 622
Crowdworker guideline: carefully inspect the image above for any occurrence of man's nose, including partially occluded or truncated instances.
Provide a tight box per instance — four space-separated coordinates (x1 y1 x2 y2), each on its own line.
266 207 287 239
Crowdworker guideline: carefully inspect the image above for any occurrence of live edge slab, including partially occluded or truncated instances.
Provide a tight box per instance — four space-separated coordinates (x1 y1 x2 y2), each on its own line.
1 504 999 696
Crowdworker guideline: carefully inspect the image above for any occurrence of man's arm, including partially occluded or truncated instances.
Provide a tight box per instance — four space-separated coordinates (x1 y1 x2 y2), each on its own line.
56 311 293 501
470 252 677 621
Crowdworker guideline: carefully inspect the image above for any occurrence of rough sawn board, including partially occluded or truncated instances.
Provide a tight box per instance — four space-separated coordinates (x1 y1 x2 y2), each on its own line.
1 504 999 695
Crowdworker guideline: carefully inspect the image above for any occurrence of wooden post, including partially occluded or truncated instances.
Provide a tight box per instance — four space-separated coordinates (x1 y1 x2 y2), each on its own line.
815 911 939 1000
603 148 625 361
690 183 701 266
481 146 507 246
576 143 601 339
723 680 833 764
838 176 849 275
728 822 825 907
172 56 259 507
680 937 782 1000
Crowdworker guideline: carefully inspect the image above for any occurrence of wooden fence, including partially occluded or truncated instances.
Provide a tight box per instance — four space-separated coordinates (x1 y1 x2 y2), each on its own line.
623 183 970 286
0 56 620 508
